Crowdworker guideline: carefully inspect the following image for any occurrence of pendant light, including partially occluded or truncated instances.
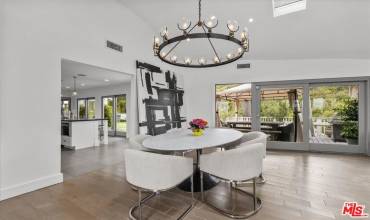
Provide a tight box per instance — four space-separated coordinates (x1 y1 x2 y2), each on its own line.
72 76 78 96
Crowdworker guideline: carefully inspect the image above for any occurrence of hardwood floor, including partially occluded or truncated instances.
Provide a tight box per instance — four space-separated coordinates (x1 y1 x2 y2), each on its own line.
1 140 369 220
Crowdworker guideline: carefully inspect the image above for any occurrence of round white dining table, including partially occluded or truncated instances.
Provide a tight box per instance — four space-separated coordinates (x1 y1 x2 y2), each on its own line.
142 128 243 151
142 128 243 192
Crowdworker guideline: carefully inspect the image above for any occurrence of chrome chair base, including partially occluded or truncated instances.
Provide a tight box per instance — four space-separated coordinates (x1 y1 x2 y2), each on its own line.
238 174 266 186
129 192 195 220
201 174 262 219
129 175 195 220
205 191 262 219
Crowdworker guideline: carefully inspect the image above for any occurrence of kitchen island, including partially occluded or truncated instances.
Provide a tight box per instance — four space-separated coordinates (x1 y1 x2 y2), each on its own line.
61 119 108 150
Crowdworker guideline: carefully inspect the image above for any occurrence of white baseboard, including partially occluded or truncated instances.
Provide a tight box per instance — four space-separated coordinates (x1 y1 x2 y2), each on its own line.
0 173 63 201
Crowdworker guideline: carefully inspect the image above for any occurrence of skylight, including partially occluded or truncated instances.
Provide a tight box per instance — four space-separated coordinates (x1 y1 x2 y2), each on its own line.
273 0 307 17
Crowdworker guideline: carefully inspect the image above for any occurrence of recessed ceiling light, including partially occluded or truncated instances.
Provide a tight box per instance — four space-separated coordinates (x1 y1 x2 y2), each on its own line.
249 18 254 23
65 86 70 89
80 83 85 86
104 79 110 82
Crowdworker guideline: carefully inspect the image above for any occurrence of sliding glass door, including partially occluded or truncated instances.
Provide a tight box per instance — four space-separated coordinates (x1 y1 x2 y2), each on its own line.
216 80 367 153
102 95 127 137
308 82 365 153
253 84 309 150
77 97 95 119
252 81 366 153
102 97 114 135
77 99 87 119
115 95 127 136
87 99 96 119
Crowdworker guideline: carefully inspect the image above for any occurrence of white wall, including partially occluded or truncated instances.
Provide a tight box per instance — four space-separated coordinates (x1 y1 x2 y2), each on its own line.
0 0 159 200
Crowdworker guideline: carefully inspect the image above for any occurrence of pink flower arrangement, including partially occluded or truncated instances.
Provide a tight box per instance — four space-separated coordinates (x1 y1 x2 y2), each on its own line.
189 118 208 130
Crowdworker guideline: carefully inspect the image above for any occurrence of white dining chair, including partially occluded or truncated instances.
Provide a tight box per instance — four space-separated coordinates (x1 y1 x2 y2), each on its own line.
129 134 152 151
129 133 183 155
238 131 268 183
199 143 264 219
124 149 195 220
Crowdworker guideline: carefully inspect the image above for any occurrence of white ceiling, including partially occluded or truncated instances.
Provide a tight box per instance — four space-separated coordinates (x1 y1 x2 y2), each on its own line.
61 59 132 91
120 0 370 60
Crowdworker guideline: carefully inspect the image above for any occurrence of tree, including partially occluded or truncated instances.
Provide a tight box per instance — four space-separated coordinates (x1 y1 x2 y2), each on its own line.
336 99 358 140
104 100 113 127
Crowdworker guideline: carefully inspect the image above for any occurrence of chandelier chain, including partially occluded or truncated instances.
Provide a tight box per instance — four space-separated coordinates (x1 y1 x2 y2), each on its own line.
198 0 202 23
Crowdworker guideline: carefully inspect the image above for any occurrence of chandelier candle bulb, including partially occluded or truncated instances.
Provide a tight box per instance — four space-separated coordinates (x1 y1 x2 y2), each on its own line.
227 20 239 37
184 57 192 65
227 53 233 60
241 28 249 40
160 26 169 40
154 37 160 44
153 36 160 55
213 56 220 64
205 15 218 31
171 55 177 63
237 47 244 55
178 17 191 31
198 57 206 65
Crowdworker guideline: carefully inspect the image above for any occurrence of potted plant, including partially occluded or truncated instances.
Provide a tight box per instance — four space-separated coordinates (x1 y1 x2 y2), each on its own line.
189 118 208 136
336 99 359 145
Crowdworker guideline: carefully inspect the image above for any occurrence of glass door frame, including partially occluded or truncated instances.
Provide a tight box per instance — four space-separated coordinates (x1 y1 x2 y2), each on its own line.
77 97 95 119
61 97 71 119
252 83 310 151
308 81 366 154
101 94 127 137
251 79 367 154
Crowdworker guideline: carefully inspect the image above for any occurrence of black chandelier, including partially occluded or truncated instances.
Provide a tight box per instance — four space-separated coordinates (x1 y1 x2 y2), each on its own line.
153 0 249 68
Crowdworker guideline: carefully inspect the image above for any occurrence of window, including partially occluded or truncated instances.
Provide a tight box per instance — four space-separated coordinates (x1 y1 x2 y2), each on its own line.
215 83 252 129
87 98 96 119
215 79 366 153
259 86 304 142
102 95 127 136
309 84 359 145
61 97 71 119
77 97 95 119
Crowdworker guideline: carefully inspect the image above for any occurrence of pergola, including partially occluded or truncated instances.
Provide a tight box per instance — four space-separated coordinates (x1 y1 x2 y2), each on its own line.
216 84 303 101
216 83 303 142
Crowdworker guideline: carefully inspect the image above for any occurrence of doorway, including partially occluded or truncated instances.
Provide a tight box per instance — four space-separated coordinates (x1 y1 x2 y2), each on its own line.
102 95 127 137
